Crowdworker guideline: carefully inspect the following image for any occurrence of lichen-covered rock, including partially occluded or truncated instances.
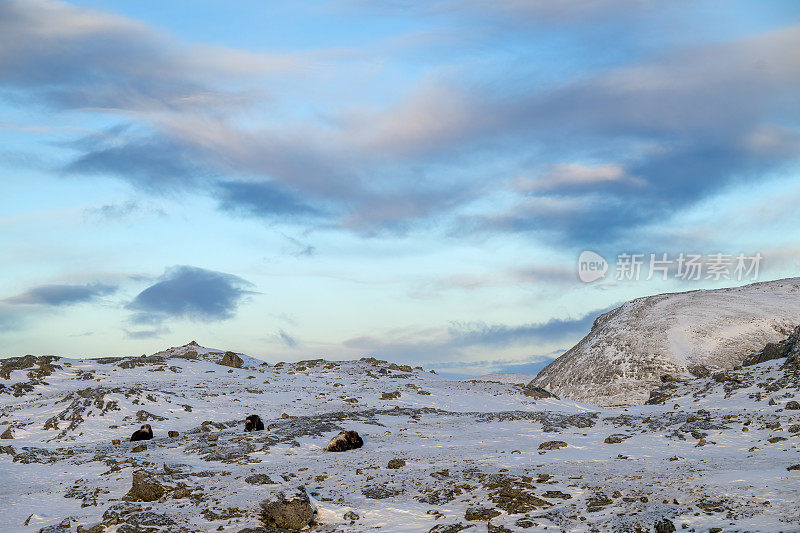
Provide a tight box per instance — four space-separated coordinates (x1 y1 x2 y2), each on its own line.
245 474 276 485
123 470 167 502
464 507 501 521
429 523 475 533
219 351 244 369
522 385 557 399
387 458 406 469
654 518 676 533
259 487 314 531
362 485 403 499
0 427 13 439
538 440 567 450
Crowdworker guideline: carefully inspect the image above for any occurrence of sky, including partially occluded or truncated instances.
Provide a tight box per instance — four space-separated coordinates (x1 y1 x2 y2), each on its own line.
1 0 800 377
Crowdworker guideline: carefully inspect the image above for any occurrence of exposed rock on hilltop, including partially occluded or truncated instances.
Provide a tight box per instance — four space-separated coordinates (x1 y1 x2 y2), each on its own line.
530 277 800 406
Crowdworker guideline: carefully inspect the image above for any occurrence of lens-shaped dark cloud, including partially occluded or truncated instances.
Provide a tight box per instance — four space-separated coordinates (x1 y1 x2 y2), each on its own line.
4 282 117 306
127 266 255 324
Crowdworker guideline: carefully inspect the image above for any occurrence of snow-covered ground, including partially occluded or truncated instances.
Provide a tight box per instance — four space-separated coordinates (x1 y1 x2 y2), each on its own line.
532 277 800 406
1 342 799 532
463 373 539 386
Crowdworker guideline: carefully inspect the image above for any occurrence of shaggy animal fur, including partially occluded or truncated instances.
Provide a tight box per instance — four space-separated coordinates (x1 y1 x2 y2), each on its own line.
130 424 153 442
325 430 364 452
245 414 265 432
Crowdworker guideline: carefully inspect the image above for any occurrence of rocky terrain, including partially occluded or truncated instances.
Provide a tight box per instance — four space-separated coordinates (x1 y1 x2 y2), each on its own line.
531 278 800 406
1 337 799 532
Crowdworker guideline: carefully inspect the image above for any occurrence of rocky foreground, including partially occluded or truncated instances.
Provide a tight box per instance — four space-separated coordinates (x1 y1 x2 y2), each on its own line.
1 341 799 532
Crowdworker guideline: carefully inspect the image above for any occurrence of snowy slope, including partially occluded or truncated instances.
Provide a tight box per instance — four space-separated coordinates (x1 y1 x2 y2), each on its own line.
531 277 800 407
1 341 799 532
464 373 539 386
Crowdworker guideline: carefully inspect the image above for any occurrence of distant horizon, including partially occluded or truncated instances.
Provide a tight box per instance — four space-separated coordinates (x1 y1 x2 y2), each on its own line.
2 1 799 376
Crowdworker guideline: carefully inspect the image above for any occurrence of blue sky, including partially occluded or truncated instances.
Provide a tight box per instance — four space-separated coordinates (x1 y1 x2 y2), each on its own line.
1 0 799 376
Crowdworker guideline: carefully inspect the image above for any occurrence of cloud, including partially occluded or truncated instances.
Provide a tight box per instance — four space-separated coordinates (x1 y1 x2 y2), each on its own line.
447 306 614 348
343 305 614 362
217 181 321 219
0 0 302 112
4 282 117 306
124 326 170 340
7 0 800 243
127 266 255 324
65 127 212 192
512 163 644 194
276 329 299 348
0 305 24 333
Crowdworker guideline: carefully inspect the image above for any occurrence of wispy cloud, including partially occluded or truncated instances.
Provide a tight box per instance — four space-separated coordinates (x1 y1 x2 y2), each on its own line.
343 305 614 362
276 329 299 348
4 282 117 306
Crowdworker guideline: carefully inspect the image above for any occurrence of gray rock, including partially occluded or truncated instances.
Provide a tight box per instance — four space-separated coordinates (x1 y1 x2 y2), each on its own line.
259 487 314 531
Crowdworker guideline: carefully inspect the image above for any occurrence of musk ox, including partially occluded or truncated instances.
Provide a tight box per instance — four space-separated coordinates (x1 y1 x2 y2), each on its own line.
325 430 363 452
130 424 153 442
245 414 265 432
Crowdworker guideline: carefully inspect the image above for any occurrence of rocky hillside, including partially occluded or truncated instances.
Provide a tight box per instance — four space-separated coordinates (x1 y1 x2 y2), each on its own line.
1 341 799 532
530 278 800 406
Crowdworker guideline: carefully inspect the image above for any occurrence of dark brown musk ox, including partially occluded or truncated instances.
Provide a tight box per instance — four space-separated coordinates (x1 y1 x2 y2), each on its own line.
245 414 265 432
130 424 153 442
325 430 363 452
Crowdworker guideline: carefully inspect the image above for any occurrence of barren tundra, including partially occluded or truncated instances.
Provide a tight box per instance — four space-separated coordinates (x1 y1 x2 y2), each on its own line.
1 339 799 533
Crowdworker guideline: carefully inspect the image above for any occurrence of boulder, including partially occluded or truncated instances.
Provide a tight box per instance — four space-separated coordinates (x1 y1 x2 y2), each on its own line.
654 518 676 533
0 427 13 439
464 507 501 521
259 487 314 531
522 385 557 399
538 440 567 450
123 470 167 502
387 458 406 469
219 351 244 369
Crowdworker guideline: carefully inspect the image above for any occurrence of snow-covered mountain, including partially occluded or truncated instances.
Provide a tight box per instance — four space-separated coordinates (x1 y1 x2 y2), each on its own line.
1 339 799 532
531 278 800 407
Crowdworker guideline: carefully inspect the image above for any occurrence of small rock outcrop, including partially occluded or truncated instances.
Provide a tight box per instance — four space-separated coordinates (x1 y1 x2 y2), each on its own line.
325 430 363 452
219 351 244 369
387 458 406 469
538 440 567 450
654 518 676 533
123 470 167 502
743 325 800 366
522 385 557 399
259 487 314 531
